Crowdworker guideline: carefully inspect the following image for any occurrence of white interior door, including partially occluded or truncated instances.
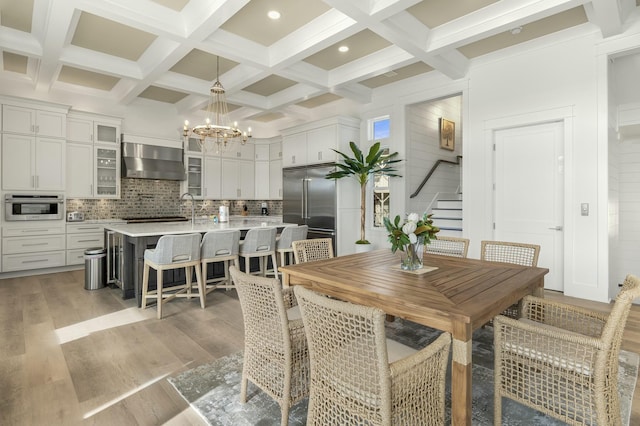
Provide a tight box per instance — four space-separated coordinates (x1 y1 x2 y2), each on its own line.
494 122 564 291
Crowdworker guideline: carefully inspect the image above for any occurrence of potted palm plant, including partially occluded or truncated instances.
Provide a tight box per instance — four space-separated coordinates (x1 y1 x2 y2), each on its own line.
326 141 401 249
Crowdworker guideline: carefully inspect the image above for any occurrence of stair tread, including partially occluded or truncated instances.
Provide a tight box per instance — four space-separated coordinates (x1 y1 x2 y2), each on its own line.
432 207 462 210
432 217 462 220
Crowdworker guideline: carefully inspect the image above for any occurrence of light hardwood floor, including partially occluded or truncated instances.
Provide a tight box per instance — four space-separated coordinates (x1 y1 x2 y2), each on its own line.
1 270 639 425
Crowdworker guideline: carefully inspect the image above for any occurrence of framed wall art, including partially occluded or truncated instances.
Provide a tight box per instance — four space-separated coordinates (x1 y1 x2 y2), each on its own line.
440 118 455 151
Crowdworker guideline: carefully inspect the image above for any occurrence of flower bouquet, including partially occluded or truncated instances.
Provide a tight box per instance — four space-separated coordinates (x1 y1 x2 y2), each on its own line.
383 212 440 270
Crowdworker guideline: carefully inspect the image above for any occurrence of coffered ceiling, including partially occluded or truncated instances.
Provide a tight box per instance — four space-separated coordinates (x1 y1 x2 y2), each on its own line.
0 0 638 134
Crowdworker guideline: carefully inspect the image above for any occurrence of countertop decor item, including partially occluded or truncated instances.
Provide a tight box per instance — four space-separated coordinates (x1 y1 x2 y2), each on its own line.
384 212 439 270
326 141 401 245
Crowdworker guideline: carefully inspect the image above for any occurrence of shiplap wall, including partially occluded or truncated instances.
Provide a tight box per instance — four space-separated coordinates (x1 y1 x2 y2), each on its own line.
406 95 462 215
609 136 620 298
617 141 640 290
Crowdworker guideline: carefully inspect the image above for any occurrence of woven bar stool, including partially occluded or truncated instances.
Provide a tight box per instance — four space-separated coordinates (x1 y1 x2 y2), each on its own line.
141 233 203 319
276 225 308 268
239 227 278 277
200 230 240 293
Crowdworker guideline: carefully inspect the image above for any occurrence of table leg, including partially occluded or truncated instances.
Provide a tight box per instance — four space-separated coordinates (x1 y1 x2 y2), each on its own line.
451 331 473 425
282 271 290 288
533 276 545 297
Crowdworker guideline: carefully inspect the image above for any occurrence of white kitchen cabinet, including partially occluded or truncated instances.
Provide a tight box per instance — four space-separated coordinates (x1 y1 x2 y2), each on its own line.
282 132 307 167
203 156 222 199
66 112 122 198
2 222 67 272
269 159 282 199
255 160 270 199
66 223 105 265
95 146 119 197
2 104 66 138
66 142 94 198
255 144 270 161
281 117 360 168
270 141 282 160
2 134 65 191
221 159 255 199
220 143 254 160
183 154 203 198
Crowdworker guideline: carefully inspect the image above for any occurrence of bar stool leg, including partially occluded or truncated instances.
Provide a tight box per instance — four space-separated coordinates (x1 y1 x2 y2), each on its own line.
142 262 150 309
186 265 192 299
196 264 205 309
157 269 163 320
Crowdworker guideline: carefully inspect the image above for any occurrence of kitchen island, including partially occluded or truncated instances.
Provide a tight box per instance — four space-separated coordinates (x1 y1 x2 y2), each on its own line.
104 216 293 306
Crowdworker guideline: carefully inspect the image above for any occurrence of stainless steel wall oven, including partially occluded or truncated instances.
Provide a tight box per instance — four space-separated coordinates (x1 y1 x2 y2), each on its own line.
5 194 64 221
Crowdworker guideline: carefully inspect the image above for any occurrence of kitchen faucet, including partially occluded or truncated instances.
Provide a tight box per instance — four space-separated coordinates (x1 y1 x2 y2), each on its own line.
180 192 195 225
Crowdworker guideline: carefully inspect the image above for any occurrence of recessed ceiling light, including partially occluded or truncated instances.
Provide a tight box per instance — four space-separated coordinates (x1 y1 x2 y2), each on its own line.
267 10 281 20
510 26 523 35
338 45 349 53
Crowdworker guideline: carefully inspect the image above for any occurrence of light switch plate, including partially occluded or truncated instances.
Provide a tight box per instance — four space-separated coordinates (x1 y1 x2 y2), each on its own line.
581 203 589 216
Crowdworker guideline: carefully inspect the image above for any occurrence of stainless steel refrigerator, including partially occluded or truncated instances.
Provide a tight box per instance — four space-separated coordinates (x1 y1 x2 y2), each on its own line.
283 164 336 250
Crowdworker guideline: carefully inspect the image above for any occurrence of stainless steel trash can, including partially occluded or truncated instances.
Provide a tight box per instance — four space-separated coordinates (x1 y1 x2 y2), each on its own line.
84 247 106 290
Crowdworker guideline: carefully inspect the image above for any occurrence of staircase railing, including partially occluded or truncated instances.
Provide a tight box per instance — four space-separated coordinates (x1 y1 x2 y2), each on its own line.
410 155 462 199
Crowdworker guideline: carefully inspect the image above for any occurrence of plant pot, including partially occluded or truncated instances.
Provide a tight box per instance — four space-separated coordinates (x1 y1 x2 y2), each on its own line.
354 243 373 253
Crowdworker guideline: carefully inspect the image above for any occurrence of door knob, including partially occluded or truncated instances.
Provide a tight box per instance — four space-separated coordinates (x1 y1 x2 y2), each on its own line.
548 226 563 231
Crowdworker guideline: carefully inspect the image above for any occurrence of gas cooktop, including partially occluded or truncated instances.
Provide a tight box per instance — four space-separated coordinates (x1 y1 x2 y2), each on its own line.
123 216 188 224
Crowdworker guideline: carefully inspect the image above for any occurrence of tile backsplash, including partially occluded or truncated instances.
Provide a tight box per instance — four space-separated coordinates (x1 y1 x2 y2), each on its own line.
66 178 282 220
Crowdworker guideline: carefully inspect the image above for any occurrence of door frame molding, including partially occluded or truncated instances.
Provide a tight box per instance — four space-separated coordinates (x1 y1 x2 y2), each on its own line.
483 106 574 295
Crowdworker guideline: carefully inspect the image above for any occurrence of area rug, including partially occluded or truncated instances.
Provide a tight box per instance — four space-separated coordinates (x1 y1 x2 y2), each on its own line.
169 319 639 425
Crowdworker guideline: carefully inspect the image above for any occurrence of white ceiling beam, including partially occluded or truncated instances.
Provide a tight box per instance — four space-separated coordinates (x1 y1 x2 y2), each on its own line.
32 0 76 92
427 0 584 53
584 0 632 37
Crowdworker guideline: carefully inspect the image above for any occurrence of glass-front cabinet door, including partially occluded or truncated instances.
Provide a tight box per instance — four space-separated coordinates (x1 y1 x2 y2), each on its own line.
185 155 203 198
94 122 120 144
94 146 120 198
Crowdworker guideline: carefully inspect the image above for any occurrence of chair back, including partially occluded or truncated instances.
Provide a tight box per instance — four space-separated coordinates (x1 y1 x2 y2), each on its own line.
240 227 277 254
276 225 308 250
145 233 201 264
293 285 391 424
600 274 640 370
201 230 240 259
480 240 540 267
427 236 470 258
229 266 290 352
292 238 334 264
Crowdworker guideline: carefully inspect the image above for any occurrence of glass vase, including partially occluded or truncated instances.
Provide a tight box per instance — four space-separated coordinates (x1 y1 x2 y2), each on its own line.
401 235 425 270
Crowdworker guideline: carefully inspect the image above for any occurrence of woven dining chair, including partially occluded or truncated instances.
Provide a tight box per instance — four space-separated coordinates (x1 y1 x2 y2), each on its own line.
426 236 470 258
291 238 334 264
493 273 640 426
294 285 451 425
228 266 309 426
481 240 540 319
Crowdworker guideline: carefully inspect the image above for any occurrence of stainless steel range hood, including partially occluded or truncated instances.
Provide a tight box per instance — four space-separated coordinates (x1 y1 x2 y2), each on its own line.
121 138 186 181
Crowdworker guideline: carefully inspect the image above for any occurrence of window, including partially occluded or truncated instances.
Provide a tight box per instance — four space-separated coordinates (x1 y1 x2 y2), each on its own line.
371 117 391 227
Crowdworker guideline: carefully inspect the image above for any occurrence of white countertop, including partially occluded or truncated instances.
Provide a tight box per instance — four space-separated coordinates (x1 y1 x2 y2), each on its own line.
103 217 293 237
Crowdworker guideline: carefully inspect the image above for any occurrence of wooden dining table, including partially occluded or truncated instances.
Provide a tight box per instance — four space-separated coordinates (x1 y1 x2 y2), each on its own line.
280 249 549 426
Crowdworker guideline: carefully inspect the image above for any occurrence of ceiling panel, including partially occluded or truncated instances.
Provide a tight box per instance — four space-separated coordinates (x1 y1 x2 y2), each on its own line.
251 112 286 122
458 7 588 59
138 86 189 103
171 50 238 81
303 29 392 70
360 62 434 89
407 0 498 28
242 75 297 97
220 0 331 46
0 0 34 32
296 93 342 108
71 12 157 61
58 65 120 91
3 51 28 74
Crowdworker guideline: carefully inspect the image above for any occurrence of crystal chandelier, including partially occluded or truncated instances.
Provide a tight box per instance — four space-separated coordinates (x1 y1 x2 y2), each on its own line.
183 56 251 152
